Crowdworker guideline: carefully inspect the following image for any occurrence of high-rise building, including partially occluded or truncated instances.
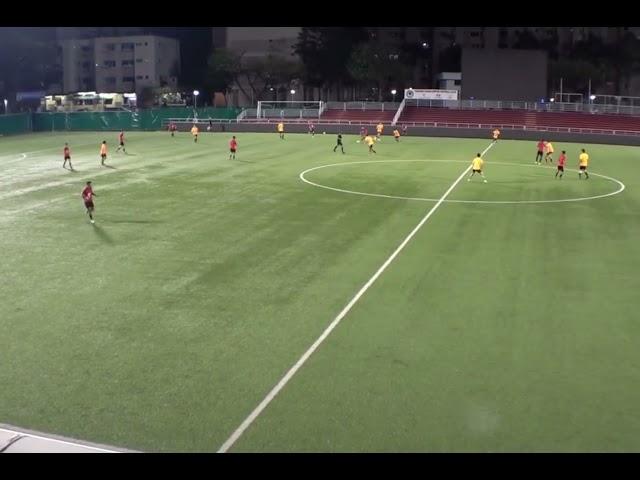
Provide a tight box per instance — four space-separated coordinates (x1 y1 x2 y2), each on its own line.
60 35 180 94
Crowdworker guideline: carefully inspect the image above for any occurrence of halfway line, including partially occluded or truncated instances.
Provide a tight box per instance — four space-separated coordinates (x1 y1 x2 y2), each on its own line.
216 141 496 452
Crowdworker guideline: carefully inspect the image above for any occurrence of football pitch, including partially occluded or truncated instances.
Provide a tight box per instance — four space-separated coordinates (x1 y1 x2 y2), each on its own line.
1 130 640 452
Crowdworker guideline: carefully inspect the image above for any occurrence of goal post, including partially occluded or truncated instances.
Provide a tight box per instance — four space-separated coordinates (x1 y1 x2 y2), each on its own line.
256 100 323 119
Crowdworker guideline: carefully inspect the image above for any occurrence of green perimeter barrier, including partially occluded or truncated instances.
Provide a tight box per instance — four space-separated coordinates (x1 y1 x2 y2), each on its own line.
30 107 242 133
0 113 32 136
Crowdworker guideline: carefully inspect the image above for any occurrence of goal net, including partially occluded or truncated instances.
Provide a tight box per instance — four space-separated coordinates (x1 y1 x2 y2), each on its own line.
256 101 324 119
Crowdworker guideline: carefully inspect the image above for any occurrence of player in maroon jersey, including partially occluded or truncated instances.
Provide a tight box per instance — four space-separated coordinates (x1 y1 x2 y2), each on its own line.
81 181 97 223
229 136 238 160
116 130 126 154
63 143 73 170
535 139 545 165
555 150 566 179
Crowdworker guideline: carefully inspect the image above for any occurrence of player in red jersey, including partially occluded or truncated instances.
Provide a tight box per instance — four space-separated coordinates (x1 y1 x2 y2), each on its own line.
169 122 177 137
116 130 126 153
308 121 316 136
535 140 545 165
81 181 97 224
229 136 238 160
555 150 566 179
63 143 73 170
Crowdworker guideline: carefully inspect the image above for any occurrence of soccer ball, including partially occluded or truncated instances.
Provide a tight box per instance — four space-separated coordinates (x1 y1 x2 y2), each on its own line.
356 140 360 143
207 126 211 131
323 131 326 135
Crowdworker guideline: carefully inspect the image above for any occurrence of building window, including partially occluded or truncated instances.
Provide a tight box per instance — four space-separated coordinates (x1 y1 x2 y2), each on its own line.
470 32 481 37
144 42 148 46
454 80 461 86
105 77 116 84
122 76 135 82
103 60 116 68
136 58 143 63
135 42 142 46
105 43 116 51
122 59 134 66
121 43 135 51
81 46 91 53
145 75 149 79
136 75 143 80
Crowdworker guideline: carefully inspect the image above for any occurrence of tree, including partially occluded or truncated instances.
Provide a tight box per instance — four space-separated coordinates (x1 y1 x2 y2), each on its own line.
204 47 301 106
294 27 368 100
0 28 60 100
347 42 413 101
564 32 640 95
549 58 605 94
205 48 241 93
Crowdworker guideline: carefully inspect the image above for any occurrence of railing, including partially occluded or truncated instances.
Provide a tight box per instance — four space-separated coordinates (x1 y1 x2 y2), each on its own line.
403 99 640 116
325 101 401 111
391 99 406 126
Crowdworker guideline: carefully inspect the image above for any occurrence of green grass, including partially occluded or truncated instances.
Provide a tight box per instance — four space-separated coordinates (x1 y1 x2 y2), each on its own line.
1 131 639 452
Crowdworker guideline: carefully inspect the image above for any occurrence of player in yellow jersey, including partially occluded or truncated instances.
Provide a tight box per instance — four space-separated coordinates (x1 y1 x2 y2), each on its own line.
393 129 400 142
376 122 384 140
191 124 199 143
578 148 589 179
467 153 487 182
492 128 500 142
99 140 107 166
277 122 284 140
364 135 377 154
544 141 555 163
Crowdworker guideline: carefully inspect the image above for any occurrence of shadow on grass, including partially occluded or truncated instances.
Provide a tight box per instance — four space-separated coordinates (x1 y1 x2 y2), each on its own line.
92 224 115 244
105 219 159 225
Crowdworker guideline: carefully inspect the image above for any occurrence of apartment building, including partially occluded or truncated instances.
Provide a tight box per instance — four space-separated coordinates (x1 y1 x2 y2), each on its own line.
60 35 180 94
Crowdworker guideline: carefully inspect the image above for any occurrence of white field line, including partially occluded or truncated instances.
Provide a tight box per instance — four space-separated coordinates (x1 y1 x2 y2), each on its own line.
216 141 497 453
299 160 625 205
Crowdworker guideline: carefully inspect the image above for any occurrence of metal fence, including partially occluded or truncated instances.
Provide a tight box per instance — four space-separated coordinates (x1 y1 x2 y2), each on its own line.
401 99 640 116
325 102 401 111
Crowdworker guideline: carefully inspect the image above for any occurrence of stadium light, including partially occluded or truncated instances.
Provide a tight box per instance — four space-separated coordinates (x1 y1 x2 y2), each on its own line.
391 89 397 102
590 94 596 101
290 89 296 101
550 98 555 102
193 90 200 108
3 99 7 114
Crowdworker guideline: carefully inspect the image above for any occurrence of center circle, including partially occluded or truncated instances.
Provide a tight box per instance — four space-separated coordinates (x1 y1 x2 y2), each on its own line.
299 159 625 205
